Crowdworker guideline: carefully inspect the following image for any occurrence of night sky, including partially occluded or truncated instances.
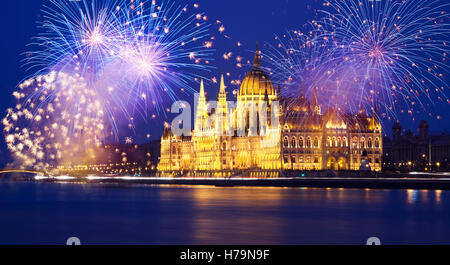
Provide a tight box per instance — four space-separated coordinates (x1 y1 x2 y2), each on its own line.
0 0 449 166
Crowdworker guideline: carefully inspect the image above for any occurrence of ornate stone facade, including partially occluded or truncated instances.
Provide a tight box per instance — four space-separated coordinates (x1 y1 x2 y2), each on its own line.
158 48 382 177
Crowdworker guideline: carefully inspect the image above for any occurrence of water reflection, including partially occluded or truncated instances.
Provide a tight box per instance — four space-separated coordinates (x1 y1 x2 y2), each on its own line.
435 190 442 205
406 189 443 205
0 182 449 244
407 189 419 204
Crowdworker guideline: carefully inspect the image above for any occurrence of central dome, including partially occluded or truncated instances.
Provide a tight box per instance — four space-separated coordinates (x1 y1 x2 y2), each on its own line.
239 46 275 97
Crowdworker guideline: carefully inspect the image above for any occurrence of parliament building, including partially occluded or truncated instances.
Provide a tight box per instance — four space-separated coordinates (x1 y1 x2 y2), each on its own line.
158 47 382 177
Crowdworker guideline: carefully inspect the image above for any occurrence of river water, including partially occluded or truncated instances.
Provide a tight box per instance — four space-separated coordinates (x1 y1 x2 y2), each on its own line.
0 181 448 244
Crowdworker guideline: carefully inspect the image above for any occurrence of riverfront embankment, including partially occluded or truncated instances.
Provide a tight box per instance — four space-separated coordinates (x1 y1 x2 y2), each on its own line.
3 170 450 190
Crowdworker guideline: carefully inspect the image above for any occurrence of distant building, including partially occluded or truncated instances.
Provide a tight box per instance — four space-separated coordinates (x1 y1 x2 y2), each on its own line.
383 120 450 171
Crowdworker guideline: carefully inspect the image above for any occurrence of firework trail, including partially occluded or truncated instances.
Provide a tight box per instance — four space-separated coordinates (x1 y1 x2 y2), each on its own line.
25 0 212 114
264 0 450 121
108 0 212 116
24 0 126 75
264 29 347 105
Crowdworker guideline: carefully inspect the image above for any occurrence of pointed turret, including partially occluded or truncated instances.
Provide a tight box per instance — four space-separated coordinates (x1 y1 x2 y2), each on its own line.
264 88 271 128
253 42 261 67
199 79 205 98
312 86 321 115
195 79 208 134
276 82 284 122
163 122 170 138
299 81 304 99
312 86 318 106
219 74 226 94
216 75 227 134
371 101 380 130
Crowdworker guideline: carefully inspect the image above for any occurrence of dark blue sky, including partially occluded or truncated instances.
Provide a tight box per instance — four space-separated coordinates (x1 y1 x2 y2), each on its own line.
0 0 449 165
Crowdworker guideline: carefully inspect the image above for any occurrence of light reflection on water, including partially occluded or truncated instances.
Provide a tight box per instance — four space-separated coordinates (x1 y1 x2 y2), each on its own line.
0 182 448 244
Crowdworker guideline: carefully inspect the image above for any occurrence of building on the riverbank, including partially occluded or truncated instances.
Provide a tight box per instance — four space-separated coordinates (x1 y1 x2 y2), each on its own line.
157 46 382 177
383 121 450 171
54 140 161 176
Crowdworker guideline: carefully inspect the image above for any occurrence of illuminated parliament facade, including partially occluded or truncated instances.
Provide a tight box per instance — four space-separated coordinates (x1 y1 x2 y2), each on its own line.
158 48 382 177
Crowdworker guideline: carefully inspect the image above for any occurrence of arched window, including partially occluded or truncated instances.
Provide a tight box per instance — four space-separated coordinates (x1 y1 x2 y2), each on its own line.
343 137 348 147
337 137 342 147
307 137 312 148
375 138 380 148
368 138 372 148
283 137 289 148
352 137 358 148
327 137 332 147
222 141 227 150
360 138 365 148
299 137 304 148
332 137 337 147
291 137 297 148
314 137 319 148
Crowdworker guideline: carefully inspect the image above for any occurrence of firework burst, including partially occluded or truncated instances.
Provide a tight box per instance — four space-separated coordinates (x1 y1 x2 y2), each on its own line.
320 0 450 115
4 72 106 169
264 0 450 120
110 0 212 115
5 0 213 169
25 0 127 74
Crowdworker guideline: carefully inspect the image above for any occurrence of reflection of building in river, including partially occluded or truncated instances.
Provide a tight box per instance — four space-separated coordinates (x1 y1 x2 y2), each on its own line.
158 46 382 177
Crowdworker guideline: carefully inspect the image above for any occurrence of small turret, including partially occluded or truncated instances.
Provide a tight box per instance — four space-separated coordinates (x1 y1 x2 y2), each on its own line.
418 120 429 140
392 121 402 142
312 86 321 115
195 79 208 134
264 88 271 127
163 122 170 138
253 42 261 67
216 75 228 134
371 102 380 130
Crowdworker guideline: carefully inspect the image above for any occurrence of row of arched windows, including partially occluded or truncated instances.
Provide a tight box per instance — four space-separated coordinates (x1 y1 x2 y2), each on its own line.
351 137 380 149
283 136 381 149
326 136 348 148
283 136 320 148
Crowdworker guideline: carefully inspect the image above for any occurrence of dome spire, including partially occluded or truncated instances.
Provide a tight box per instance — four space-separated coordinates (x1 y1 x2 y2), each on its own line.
253 41 261 67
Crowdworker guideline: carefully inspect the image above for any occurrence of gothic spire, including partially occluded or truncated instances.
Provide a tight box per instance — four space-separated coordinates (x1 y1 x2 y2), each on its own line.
312 85 318 106
199 79 205 98
219 74 226 94
299 81 304 98
253 42 261 67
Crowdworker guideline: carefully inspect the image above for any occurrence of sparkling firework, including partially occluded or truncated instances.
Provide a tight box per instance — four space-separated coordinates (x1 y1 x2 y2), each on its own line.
320 0 450 115
4 72 106 169
109 0 212 115
265 0 450 119
264 29 345 104
25 0 126 74
25 0 212 113
5 0 213 169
